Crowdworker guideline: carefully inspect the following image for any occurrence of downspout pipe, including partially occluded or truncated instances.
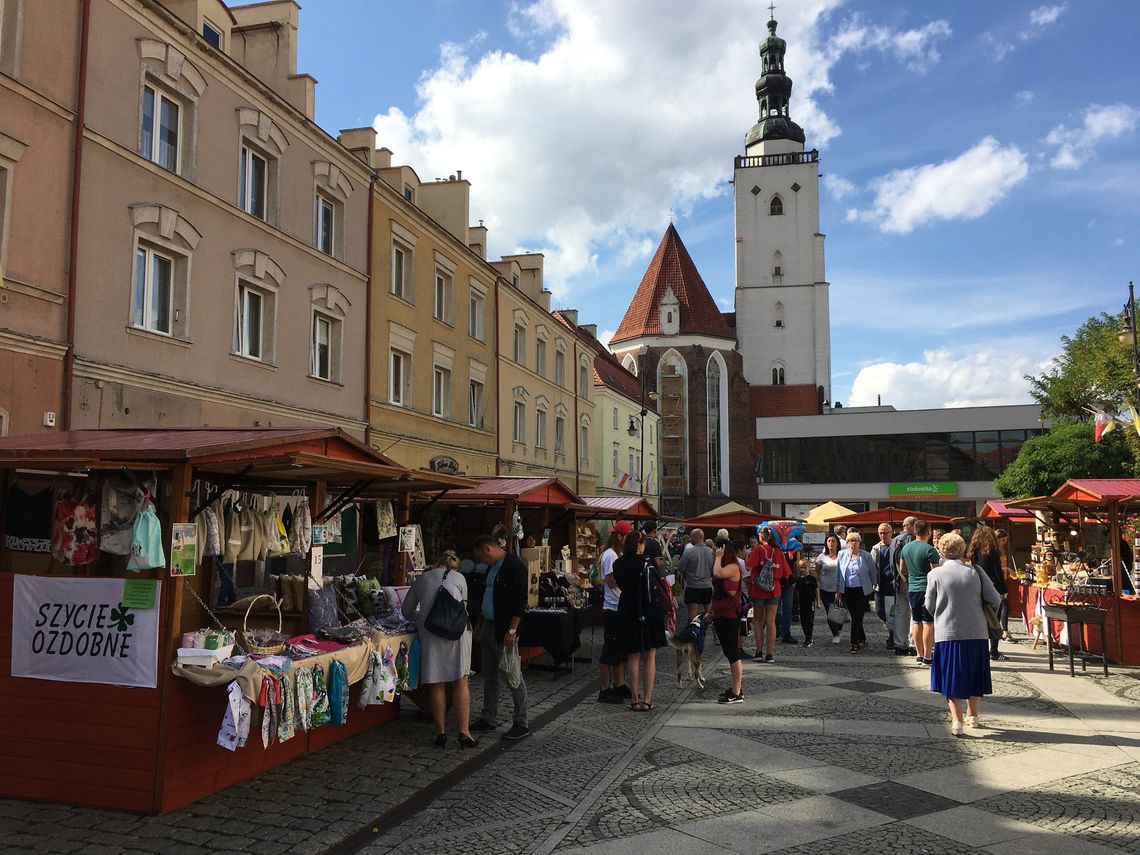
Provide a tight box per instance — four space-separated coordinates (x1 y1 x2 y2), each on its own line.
494 277 503 475
363 169 377 445
62 0 92 431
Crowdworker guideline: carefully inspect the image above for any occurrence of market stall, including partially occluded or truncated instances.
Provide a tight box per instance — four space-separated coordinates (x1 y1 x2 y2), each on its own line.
974 499 1037 618
800 501 855 532
579 495 660 522
411 476 593 671
1008 479 1140 666
0 428 474 814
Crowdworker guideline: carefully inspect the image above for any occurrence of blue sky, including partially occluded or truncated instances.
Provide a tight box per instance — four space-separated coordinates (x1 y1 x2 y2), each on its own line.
296 0 1139 409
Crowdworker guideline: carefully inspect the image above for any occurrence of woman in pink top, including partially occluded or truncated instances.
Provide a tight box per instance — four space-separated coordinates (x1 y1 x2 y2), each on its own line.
712 538 744 705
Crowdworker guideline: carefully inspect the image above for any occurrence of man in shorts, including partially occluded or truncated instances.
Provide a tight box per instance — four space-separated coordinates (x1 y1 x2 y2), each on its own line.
678 527 714 620
901 519 940 666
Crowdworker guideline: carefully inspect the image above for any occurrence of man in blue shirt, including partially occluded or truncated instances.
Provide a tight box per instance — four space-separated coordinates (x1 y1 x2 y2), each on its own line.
471 534 530 740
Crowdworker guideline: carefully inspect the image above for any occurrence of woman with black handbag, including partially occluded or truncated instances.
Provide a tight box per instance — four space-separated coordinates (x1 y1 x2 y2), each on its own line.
614 531 666 711
402 551 477 749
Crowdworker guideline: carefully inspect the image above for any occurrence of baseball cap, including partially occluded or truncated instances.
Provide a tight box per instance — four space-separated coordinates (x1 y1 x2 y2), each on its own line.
613 520 633 535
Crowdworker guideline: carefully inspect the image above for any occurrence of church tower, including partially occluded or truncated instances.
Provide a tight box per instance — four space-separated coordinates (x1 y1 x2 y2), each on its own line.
734 13 831 415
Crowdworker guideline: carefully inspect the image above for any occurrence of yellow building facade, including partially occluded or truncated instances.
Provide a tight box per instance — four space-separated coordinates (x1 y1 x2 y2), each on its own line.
592 350 661 505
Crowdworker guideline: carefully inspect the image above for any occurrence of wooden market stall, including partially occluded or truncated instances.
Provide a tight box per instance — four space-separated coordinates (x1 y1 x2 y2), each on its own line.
579 495 660 522
0 428 474 814
683 501 777 539
1008 478 1140 666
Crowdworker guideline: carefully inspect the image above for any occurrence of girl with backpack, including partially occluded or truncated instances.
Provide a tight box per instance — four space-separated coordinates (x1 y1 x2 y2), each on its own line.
614 531 666 711
747 527 792 663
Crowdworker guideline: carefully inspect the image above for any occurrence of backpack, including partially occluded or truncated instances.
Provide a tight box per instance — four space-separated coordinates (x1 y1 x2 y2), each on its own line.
423 569 470 641
748 545 776 598
642 560 665 620
127 494 166 571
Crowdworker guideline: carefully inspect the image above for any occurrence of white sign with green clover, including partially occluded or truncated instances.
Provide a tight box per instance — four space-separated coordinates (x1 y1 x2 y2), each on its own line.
11 575 161 688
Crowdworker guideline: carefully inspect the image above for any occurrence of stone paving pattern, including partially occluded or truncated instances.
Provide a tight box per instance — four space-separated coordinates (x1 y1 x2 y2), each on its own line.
3 609 1140 855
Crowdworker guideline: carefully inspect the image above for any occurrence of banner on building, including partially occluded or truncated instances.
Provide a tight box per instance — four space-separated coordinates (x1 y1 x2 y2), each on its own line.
11 575 162 689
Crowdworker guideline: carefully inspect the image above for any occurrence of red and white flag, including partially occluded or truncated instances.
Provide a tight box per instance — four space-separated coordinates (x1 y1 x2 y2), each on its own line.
1093 409 1115 443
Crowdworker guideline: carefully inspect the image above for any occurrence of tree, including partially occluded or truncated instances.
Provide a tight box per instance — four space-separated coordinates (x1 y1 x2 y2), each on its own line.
1027 311 1133 421
994 422 1133 498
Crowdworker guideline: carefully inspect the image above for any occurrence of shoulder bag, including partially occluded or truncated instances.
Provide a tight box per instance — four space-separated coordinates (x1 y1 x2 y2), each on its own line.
423 569 470 641
972 564 1004 641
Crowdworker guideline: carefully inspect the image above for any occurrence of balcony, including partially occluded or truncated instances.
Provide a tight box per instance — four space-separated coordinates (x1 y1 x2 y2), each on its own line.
735 150 819 169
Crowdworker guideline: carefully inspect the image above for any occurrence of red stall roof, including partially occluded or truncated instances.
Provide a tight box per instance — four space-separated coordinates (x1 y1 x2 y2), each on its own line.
1051 479 1140 503
427 476 585 508
826 506 954 526
580 496 659 520
980 499 1036 524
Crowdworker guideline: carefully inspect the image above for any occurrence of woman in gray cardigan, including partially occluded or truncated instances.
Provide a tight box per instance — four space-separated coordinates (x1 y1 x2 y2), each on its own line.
925 532 1002 737
836 531 876 654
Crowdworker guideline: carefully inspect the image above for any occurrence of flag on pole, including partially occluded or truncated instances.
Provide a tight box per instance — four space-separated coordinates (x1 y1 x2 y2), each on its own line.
1093 409 1116 443
1129 407 1140 437
614 471 630 489
643 461 656 494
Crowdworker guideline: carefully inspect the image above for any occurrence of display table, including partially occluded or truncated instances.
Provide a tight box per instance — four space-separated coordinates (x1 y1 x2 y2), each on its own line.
1024 584 1140 665
1042 604 1108 677
519 607 588 674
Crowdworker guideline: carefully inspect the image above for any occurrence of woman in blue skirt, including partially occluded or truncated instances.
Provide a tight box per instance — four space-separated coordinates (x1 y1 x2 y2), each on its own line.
925 532 1003 737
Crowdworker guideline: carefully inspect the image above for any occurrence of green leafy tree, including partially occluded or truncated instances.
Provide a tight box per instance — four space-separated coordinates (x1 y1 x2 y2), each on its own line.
1028 311 1133 420
994 422 1133 498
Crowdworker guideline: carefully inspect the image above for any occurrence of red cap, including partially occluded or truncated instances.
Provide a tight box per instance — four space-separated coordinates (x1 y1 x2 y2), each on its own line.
613 520 633 535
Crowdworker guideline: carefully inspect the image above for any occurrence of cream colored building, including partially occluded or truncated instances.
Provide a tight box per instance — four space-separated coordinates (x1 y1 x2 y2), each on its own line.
493 266 597 496
592 346 660 504
337 131 499 477
66 0 370 434
0 0 80 436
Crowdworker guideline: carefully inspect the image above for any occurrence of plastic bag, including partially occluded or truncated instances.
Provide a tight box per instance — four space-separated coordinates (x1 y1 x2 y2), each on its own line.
498 643 522 689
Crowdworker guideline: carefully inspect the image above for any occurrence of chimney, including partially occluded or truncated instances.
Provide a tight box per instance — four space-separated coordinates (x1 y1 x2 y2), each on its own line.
561 309 579 326
582 323 597 338
337 127 377 166
468 223 487 260
229 1 316 119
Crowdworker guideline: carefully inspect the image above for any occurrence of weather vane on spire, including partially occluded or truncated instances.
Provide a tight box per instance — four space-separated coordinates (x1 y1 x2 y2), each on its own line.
768 2 776 19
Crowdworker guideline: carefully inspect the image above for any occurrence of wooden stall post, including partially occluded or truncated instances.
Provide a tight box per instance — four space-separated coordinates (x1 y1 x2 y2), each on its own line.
1110 499 1125 663
152 461 191 813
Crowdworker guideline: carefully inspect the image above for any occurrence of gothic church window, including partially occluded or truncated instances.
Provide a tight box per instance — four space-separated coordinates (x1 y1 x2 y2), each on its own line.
769 195 783 216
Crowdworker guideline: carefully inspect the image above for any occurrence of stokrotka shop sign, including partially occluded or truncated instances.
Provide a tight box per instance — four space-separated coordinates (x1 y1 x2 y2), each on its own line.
11 575 161 688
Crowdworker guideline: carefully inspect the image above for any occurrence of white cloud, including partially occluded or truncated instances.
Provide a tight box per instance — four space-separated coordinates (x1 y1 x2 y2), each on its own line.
846 137 1028 234
848 348 1050 409
1028 4 1067 29
372 1 952 298
1044 103 1140 169
597 328 615 350
1015 90 1035 107
823 174 857 200
984 34 1015 62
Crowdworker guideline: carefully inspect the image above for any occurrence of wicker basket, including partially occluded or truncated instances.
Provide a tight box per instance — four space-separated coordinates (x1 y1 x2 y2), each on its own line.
242 594 286 655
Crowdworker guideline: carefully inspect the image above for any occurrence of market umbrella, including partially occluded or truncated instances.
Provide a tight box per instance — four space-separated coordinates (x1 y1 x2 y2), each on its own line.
824 506 954 527
801 501 855 532
683 500 777 530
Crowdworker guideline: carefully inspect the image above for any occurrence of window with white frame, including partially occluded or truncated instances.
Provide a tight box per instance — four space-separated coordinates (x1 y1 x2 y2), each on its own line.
535 337 547 376
314 193 336 256
132 244 174 334
579 422 590 462
391 240 413 300
432 366 451 418
629 449 637 482
127 203 197 341
239 142 271 220
535 407 547 448
235 281 273 361
202 19 223 49
579 360 590 399
612 407 619 430
513 401 526 443
513 324 526 365
554 347 566 387
468 379 485 428
311 312 342 382
140 83 182 173
555 415 566 454
468 286 486 341
390 349 411 406
612 444 619 480
434 269 453 323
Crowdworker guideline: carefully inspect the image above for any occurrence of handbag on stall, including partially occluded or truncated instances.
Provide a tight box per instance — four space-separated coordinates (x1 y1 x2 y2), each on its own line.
127 493 166 571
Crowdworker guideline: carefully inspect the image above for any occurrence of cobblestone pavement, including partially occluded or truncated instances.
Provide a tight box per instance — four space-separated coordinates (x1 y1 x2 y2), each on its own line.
4 610 1140 855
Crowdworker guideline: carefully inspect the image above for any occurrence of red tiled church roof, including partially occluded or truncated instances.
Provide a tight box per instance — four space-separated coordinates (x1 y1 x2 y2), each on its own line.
592 347 655 410
611 224 735 344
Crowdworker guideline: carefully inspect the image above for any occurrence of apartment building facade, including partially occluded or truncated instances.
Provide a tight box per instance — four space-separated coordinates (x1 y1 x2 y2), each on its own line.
339 131 499 477
495 263 597 495
592 345 661 504
0 0 81 436
64 0 370 434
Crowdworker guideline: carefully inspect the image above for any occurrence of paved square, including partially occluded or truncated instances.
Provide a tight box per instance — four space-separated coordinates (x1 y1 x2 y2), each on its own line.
829 780 962 820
